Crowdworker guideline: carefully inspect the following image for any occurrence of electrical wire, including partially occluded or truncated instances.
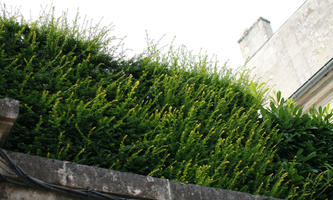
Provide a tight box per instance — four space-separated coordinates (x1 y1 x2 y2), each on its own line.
0 148 138 200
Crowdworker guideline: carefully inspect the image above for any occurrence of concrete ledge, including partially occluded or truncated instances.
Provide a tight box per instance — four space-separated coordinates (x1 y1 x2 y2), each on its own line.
0 182 83 200
0 98 19 146
0 150 283 200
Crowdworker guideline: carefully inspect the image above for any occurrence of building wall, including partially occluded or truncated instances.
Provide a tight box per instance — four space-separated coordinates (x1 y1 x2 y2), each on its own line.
292 59 333 112
239 0 333 99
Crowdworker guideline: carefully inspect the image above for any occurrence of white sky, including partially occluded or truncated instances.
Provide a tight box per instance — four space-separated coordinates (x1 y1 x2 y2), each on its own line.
1 0 305 69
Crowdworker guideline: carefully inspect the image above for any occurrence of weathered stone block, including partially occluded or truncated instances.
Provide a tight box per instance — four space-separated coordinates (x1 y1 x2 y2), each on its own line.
0 98 19 146
0 150 283 200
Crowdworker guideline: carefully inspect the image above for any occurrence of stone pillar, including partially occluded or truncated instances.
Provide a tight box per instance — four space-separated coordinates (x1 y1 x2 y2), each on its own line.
0 98 19 146
238 17 273 59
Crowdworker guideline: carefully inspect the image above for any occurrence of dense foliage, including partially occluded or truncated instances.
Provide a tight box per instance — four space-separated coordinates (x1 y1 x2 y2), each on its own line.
261 94 333 199
0 13 332 199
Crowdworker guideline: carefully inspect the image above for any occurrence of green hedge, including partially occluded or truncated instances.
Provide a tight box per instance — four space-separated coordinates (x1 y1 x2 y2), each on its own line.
261 94 333 199
0 13 332 199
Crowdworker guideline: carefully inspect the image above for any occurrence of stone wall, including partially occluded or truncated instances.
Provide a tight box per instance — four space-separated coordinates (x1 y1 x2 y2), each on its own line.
239 0 333 99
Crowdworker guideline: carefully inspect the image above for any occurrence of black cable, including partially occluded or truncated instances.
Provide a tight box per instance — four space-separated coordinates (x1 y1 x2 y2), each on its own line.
0 157 16 176
0 148 138 200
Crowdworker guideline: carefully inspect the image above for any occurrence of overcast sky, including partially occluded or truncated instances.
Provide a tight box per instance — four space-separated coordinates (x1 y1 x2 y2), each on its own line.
1 0 306 68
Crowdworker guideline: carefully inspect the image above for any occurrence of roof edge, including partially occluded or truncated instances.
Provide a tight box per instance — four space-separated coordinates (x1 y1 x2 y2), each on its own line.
290 57 333 100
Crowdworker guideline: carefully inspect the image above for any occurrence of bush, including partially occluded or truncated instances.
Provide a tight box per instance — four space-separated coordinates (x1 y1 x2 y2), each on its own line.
261 92 333 199
0 12 332 199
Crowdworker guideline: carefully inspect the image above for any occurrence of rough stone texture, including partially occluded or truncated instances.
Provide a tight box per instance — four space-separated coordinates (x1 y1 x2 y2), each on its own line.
0 183 84 200
239 0 333 100
0 98 19 146
0 150 283 200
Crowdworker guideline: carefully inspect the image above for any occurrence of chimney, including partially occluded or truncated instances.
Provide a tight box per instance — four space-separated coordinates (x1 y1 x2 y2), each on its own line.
238 17 273 59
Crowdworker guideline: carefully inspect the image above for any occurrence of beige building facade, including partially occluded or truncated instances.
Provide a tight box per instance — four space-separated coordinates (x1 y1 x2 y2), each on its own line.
238 0 333 112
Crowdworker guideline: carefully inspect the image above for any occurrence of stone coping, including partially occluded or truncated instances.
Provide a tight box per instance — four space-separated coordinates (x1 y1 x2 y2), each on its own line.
0 149 282 200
